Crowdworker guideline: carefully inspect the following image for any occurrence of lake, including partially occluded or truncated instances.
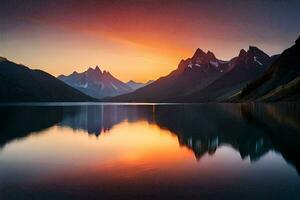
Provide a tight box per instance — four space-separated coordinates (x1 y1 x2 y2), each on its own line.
0 103 300 200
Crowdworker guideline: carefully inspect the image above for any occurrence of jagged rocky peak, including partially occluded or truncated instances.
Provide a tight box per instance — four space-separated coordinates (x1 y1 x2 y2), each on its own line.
102 70 115 80
192 48 207 59
238 49 247 58
247 46 270 67
296 35 300 45
248 46 269 57
237 46 269 60
127 80 144 84
126 80 146 90
234 46 271 69
176 48 222 70
190 48 219 66
86 66 103 77
177 58 190 71
94 65 102 73
127 80 135 84
58 65 133 99
192 48 206 63
87 66 94 71
178 59 187 67
71 70 78 75
235 49 248 64
206 51 217 61
248 45 260 51
103 70 110 75
179 59 186 65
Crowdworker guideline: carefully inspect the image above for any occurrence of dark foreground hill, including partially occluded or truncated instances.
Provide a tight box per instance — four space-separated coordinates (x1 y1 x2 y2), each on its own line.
235 36 300 102
0 59 95 102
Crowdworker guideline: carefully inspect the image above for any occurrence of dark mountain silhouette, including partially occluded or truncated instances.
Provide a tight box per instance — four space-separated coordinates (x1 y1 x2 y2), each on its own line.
181 46 273 102
58 66 133 99
0 56 7 62
0 60 95 102
236 36 300 102
104 45 282 103
105 49 232 102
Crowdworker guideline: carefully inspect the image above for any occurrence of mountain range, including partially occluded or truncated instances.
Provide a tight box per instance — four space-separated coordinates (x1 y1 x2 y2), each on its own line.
105 36 299 102
0 36 299 102
179 47 279 102
105 45 280 102
58 67 154 99
0 59 95 102
58 67 133 99
104 49 232 102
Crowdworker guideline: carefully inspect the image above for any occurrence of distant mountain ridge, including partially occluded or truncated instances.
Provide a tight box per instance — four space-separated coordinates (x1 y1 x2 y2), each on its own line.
58 66 133 99
126 80 154 90
0 60 95 102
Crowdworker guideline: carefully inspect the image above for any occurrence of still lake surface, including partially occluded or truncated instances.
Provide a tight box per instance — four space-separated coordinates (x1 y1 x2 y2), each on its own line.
0 103 300 200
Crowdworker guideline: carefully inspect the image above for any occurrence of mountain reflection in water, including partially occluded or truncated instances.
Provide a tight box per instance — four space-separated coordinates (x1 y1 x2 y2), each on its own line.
0 103 299 200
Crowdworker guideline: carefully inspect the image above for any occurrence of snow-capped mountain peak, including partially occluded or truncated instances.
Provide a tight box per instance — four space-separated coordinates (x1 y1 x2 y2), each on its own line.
58 66 133 99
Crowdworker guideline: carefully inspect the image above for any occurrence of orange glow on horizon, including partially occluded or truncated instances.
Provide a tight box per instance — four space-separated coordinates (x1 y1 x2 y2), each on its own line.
0 120 195 177
1 1 295 82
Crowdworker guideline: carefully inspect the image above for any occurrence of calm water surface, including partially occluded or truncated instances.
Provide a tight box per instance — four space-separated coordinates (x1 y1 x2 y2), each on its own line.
0 103 300 200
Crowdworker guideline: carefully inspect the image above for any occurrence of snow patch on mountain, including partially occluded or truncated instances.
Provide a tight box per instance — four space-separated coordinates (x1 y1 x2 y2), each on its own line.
254 56 263 66
58 66 133 99
210 61 219 68
76 83 88 88
111 83 118 90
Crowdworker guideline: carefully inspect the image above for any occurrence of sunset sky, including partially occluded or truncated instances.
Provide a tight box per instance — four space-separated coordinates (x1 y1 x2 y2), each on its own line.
1 0 299 82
